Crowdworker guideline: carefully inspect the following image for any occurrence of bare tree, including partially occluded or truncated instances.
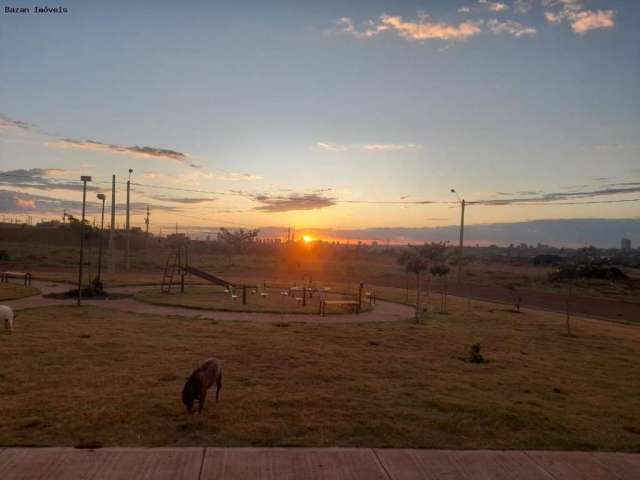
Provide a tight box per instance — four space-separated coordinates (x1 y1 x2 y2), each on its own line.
216 228 259 252
565 281 573 336
505 283 522 313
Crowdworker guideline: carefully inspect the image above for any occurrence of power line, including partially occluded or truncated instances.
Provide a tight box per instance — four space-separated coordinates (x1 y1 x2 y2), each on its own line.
2 171 640 208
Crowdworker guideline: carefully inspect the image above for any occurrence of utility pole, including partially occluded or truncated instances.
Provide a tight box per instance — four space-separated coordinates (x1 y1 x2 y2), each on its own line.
458 199 465 284
108 174 116 274
77 176 92 306
145 205 150 236
451 189 466 284
96 193 106 287
126 169 132 270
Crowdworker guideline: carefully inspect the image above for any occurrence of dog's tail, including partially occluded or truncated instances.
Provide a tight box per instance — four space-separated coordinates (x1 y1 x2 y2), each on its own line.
215 371 222 402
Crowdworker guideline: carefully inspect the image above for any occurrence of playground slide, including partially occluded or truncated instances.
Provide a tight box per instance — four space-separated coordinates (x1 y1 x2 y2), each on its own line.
183 266 234 288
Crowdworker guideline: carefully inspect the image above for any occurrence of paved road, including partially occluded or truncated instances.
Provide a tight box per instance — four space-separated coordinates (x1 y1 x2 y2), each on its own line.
5 282 415 324
0 448 638 479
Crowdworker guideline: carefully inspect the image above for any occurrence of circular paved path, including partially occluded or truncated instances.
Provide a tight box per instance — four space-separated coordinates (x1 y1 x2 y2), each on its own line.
4 281 415 324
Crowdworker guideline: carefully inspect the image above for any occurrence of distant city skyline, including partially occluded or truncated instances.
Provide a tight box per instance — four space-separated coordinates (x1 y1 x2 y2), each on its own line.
1 1 638 245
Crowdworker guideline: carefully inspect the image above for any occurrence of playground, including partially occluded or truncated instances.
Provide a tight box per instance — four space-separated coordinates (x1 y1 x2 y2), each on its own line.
135 285 374 315
144 243 377 315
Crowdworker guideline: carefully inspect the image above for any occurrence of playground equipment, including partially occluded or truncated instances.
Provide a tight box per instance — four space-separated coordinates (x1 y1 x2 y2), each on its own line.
161 243 234 294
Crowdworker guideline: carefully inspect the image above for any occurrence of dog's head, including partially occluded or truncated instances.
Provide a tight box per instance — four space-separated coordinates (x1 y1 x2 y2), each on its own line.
182 378 197 413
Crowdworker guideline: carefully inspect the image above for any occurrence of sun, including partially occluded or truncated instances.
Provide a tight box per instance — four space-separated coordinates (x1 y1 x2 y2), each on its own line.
303 235 314 243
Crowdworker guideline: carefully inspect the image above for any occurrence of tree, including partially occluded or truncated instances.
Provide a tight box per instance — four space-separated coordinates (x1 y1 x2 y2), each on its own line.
216 228 259 252
398 242 451 321
405 257 429 322
505 283 522 313
430 264 450 313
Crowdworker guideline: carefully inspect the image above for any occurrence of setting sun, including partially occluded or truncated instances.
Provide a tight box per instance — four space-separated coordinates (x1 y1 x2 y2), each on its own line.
303 235 314 243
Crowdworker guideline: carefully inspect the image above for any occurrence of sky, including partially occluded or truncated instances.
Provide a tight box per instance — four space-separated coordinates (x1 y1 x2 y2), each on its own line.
1 0 639 246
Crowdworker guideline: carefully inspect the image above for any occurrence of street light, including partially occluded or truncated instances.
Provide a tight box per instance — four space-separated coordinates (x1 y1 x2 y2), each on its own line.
451 188 466 284
96 193 106 289
77 175 92 306
126 168 133 270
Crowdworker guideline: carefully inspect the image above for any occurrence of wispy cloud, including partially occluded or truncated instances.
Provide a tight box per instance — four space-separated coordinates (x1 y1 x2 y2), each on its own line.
543 1 615 34
513 0 534 14
250 192 337 212
478 0 509 13
475 185 640 205
335 14 483 42
0 168 100 192
317 142 421 152
0 114 33 131
487 19 536 37
144 194 217 204
47 138 201 168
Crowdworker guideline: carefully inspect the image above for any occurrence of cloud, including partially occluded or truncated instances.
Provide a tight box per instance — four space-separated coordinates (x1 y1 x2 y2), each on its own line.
286 218 640 248
487 19 536 37
513 0 534 14
47 138 201 168
0 114 32 131
15 198 36 209
248 192 337 212
570 9 615 34
458 7 471 14
144 194 217 204
317 142 420 152
0 189 85 214
543 1 615 34
0 168 101 192
474 185 640 205
336 14 483 42
478 1 509 13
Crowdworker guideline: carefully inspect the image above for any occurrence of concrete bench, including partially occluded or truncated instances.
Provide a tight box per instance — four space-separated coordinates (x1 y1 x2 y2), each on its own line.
320 299 360 316
1 271 32 286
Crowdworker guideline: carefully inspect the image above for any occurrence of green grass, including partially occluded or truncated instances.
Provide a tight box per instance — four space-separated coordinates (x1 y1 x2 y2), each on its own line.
1 303 639 450
134 286 372 315
0 283 40 301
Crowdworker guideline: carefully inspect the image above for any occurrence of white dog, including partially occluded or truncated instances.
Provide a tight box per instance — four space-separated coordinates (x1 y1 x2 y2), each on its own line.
1 305 15 331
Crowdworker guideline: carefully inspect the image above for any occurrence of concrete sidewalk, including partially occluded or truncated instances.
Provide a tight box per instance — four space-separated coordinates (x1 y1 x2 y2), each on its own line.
0 448 638 479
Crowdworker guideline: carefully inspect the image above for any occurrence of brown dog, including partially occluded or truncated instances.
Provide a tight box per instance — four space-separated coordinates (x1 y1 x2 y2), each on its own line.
182 357 223 414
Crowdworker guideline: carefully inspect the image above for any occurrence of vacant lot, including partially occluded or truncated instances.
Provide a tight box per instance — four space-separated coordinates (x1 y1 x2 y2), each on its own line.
1 300 638 451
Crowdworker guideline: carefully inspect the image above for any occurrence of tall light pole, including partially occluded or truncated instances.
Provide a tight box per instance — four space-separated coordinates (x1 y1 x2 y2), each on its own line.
451 189 466 285
77 175 92 306
108 174 116 274
96 193 106 288
126 169 133 270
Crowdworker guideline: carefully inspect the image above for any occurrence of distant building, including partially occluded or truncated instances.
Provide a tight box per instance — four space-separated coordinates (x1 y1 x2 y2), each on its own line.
621 238 631 251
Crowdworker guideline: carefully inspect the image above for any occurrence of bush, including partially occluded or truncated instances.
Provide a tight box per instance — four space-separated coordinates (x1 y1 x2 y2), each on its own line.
549 264 628 282
465 343 488 364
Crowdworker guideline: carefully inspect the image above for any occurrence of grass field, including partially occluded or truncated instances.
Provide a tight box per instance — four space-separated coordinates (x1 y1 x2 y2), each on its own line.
134 286 372 315
0 283 40 301
1 301 638 450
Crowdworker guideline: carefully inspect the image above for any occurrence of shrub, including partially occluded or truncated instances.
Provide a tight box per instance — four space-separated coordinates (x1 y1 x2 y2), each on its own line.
465 343 488 364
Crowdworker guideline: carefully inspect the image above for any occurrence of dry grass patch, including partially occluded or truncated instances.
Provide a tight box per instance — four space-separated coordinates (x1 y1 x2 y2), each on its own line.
0 304 638 450
134 286 371 315
0 283 40 301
